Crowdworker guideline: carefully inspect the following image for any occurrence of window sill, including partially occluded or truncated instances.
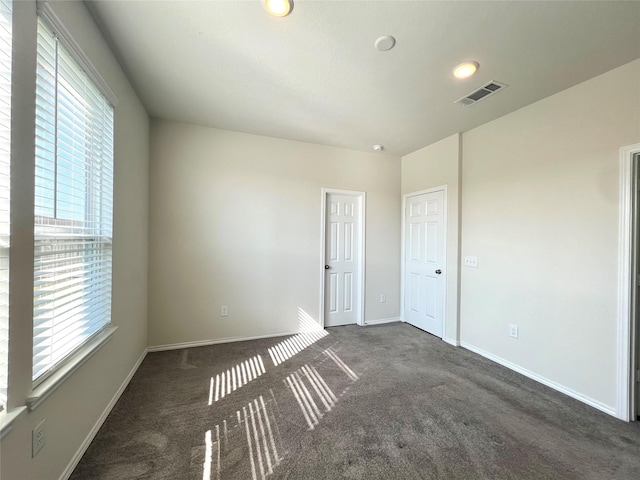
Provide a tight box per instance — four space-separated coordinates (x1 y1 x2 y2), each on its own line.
26 326 118 412
0 406 28 440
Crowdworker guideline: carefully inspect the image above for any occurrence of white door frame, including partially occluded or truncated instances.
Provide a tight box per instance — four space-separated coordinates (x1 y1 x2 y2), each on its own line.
401 186 448 338
617 142 640 421
320 188 366 328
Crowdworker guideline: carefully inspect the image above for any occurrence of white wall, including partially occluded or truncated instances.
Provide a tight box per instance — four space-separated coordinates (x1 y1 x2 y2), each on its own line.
460 59 640 412
148 120 401 347
401 133 461 343
0 2 149 479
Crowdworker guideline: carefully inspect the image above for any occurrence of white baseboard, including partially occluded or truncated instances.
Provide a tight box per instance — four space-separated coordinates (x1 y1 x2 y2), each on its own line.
364 317 401 326
60 349 148 480
148 331 300 352
443 337 460 347
460 342 617 418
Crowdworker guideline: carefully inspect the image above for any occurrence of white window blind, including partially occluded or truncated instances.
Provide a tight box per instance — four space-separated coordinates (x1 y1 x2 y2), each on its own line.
0 0 11 412
33 18 114 384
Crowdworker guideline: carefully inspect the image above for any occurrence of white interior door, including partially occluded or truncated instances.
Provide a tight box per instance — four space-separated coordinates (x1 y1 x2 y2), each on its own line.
324 193 361 327
404 190 445 337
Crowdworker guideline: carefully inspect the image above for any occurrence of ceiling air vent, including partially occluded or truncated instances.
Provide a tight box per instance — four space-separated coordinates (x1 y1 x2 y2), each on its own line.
454 80 508 107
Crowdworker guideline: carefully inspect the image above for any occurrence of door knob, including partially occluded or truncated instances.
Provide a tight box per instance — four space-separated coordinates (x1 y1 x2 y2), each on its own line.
435 269 442 275
325 265 330 270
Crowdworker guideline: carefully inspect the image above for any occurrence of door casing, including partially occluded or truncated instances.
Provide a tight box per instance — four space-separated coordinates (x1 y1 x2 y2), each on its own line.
617 142 640 421
401 186 448 338
320 188 366 328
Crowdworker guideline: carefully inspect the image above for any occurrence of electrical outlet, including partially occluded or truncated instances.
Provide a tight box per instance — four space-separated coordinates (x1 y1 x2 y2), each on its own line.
220 306 228 317
464 256 478 268
379 293 386 303
32 418 46 457
509 324 519 339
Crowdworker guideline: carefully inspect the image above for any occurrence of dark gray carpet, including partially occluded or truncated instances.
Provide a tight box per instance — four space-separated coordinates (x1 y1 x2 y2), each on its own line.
71 323 640 479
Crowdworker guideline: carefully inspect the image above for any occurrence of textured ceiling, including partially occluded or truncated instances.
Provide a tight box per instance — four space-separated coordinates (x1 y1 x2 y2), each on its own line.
87 0 640 156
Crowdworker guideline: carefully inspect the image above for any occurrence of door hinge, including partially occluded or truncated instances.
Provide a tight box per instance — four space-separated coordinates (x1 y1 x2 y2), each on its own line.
636 368 640 383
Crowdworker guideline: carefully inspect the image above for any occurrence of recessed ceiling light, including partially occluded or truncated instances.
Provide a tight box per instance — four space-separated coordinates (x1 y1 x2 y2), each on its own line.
375 36 396 52
453 61 479 79
373 144 384 152
264 0 293 17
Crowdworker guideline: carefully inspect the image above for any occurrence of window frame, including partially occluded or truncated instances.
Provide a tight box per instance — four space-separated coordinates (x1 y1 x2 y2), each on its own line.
0 0 12 416
30 3 118 391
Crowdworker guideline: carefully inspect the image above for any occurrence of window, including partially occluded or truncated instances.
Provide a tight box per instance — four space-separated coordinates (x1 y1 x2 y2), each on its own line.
0 0 10 412
33 18 114 384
